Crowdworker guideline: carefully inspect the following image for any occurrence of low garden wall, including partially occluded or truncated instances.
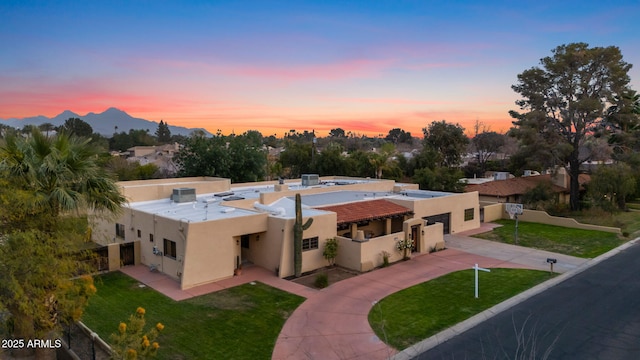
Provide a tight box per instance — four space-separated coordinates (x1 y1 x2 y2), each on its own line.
335 232 407 272
482 203 621 234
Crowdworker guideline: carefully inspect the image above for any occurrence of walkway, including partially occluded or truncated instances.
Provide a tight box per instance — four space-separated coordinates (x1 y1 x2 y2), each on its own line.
120 264 318 301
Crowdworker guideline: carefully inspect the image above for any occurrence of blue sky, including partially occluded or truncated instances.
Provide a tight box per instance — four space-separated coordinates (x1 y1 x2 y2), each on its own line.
1 0 639 136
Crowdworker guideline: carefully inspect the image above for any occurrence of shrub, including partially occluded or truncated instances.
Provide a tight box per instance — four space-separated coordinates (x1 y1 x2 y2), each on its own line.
314 273 329 289
381 251 390 267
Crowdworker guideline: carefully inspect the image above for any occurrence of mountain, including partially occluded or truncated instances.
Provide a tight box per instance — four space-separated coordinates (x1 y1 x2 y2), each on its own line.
0 108 212 137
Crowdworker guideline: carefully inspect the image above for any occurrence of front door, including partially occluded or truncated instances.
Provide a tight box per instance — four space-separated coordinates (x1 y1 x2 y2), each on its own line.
120 242 135 266
411 225 420 252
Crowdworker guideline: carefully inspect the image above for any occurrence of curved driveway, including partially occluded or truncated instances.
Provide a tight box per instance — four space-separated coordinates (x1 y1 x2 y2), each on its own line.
272 248 531 360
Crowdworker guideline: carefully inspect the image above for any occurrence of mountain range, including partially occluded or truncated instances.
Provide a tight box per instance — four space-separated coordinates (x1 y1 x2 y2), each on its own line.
0 108 212 137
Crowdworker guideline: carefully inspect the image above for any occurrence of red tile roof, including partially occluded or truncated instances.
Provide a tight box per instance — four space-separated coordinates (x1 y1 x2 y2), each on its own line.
465 174 590 197
317 199 413 225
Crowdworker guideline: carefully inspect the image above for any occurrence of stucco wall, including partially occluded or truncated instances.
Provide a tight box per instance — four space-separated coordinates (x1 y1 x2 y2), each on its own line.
119 177 231 202
277 212 338 278
179 213 269 289
483 202 504 222
502 208 621 234
422 222 444 251
335 233 407 272
388 191 480 234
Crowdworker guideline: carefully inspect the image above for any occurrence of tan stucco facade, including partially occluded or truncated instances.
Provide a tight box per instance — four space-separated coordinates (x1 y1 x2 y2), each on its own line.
91 176 482 289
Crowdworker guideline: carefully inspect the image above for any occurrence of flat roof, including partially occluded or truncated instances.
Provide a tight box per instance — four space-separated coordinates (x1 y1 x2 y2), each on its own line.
127 182 454 223
130 197 261 223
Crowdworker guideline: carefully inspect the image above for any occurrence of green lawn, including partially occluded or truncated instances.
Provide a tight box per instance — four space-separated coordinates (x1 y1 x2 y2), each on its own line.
474 219 624 258
569 208 640 236
368 268 553 350
82 272 304 360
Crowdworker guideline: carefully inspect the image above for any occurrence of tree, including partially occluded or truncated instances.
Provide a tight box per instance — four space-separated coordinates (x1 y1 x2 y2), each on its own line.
227 131 267 182
38 122 55 136
155 120 172 144
174 131 266 182
174 133 229 178
278 141 313 178
329 128 346 138
422 120 469 167
385 128 413 144
369 143 397 179
0 129 125 358
413 166 465 192
510 42 633 210
313 142 350 176
322 238 339 266
472 131 505 176
588 163 636 211
59 117 93 137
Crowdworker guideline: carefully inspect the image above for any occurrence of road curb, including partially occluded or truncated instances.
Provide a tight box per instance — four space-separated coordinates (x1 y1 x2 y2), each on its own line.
391 237 640 360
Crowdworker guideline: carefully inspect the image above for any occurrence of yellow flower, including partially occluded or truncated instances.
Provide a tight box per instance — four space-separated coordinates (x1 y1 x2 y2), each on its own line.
118 322 127 334
156 323 165 331
152 342 159 350
142 338 150 348
126 348 138 360
136 307 146 316
87 284 97 295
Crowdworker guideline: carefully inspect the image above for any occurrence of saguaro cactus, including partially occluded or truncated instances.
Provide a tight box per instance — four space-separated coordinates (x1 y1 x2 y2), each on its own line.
294 193 313 277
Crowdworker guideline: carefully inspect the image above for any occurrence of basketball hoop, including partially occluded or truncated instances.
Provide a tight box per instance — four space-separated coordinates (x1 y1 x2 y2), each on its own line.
505 203 523 245
505 203 523 219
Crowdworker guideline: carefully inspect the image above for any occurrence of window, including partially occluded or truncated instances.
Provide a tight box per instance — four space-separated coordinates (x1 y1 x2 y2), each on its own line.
464 208 475 221
137 229 141 238
164 239 177 259
149 234 154 242
115 223 125 238
302 236 319 251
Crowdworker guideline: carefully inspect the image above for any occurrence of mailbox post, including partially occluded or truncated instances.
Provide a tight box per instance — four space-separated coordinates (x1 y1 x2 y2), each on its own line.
546 258 557 274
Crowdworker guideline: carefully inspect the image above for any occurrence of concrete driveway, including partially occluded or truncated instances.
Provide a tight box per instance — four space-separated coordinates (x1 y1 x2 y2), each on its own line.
272 226 588 360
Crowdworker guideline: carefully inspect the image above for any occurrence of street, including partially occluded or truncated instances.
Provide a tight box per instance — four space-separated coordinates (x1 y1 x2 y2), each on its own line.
414 242 640 359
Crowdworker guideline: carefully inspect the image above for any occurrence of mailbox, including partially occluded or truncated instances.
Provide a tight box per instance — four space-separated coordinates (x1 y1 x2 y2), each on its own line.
546 258 557 264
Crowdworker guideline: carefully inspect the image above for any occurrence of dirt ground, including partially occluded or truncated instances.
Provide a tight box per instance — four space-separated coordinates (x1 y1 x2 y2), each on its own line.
291 266 360 289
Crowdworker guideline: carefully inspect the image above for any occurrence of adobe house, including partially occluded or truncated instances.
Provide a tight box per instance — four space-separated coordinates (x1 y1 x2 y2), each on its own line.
91 176 481 290
465 168 590 205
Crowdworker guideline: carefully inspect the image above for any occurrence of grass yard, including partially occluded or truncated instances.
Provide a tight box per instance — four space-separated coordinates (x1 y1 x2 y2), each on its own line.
569 208 640 236
82 272 304 360
368 268 553 350
475 219 625 258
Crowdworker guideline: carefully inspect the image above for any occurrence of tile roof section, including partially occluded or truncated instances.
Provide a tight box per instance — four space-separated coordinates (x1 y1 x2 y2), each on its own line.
465 174 590 197
316 199 413 225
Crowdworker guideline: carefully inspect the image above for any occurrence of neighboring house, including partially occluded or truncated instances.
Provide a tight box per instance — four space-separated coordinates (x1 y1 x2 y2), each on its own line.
91 176 481 290
465 168 590 205
124 143 180 175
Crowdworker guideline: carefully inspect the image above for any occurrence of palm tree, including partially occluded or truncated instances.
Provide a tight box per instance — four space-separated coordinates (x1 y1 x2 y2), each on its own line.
0 129 126 358
1 128 125 216
38 122 55 137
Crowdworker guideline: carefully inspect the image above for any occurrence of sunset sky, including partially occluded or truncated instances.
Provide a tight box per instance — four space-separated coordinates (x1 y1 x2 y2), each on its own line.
2 1 639 137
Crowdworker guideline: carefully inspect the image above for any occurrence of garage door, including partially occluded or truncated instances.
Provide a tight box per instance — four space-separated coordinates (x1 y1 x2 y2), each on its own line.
423 213 451 234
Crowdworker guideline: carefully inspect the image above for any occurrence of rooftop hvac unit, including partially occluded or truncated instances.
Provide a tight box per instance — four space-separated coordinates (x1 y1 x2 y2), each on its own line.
172 188 196 203
301 174 319 187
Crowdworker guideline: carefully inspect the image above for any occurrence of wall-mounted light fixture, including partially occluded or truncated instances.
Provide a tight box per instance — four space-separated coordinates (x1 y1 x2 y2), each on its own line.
236 239 239 245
